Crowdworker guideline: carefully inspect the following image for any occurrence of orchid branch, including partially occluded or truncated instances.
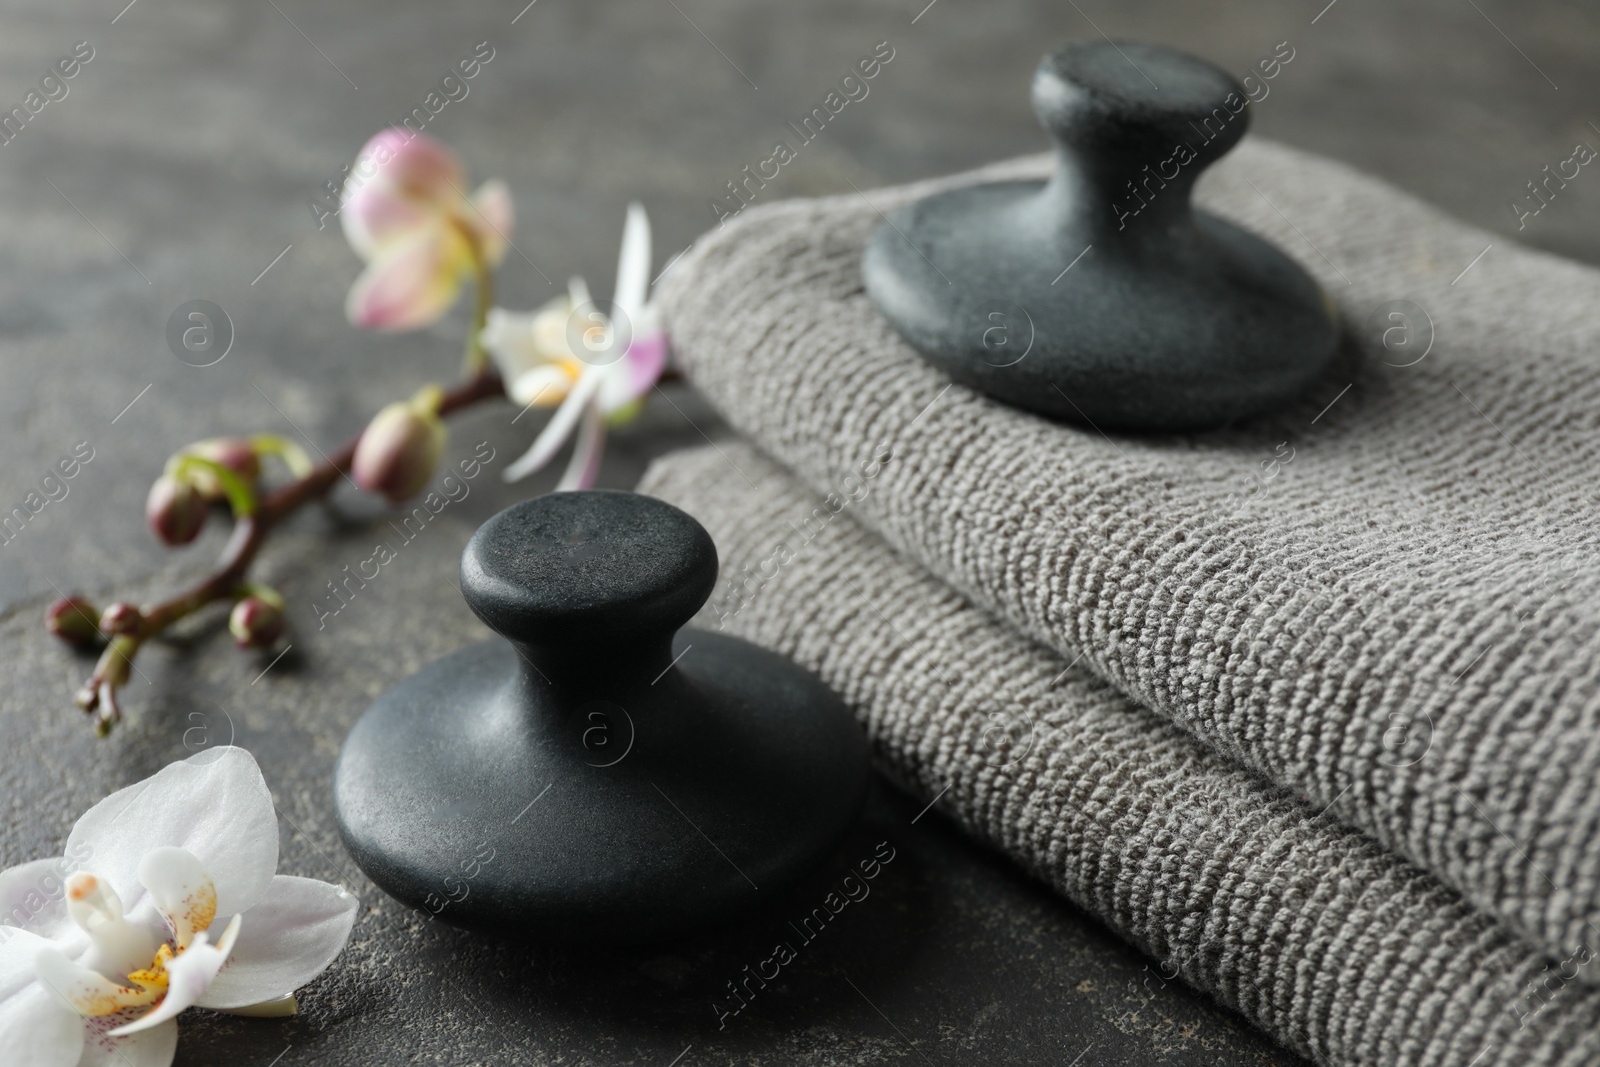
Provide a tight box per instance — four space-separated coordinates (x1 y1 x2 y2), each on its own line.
49 128 677 736
65 370 507 735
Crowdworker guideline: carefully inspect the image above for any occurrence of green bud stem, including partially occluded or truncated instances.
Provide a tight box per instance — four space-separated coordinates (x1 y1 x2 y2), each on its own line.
249 434 315 480
234 582 286 610
171 455 258 519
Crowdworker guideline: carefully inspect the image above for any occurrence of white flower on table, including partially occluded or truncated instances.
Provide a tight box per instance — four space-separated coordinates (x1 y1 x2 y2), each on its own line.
482 201 670 489
0 747 358 1067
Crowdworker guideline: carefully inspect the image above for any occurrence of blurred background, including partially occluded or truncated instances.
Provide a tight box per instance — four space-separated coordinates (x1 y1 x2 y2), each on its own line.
1 1 1596 1064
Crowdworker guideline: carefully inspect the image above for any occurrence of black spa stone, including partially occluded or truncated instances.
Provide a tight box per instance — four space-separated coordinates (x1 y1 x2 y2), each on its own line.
333 490 870 944
862 41 1339 432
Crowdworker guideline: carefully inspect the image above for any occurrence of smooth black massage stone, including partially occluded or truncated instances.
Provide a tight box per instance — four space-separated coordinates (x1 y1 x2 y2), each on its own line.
862 41 1338 432
333 490 870 944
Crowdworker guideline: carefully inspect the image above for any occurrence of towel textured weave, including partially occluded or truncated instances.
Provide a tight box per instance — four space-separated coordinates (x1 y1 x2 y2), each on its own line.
658 139 1600 971
639 442 1600 1067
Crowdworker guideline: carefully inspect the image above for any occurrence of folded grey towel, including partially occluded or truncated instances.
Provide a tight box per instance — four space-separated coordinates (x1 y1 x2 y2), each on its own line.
659 139 1600 971
639 442 1600 1067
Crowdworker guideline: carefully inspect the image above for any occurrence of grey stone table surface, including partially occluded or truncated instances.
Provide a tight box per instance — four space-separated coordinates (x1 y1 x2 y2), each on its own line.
2 0 1597 1064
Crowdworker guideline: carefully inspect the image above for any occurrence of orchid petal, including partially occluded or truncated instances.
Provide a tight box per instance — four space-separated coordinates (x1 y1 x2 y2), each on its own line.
195 876 356 1011
34 945 159 1017
65 875 159 982
502 365 607 482
610 202 651 351
64 874 127 942
360 129 464 200
339 183 439 263
136 850 216 952
345 225 472 332
555 407 606 491
0 975 83 1067
506 365 574 409
64 748 278 924
0 858 78 940
479 307 536 370
77 1015 176 1067
466 180 515 267
567 275 592 312
597 326 668 415
0 927 86 1067
533 305 588 370
340 131 465 259
108 916 239 1037
481 304 580 388
2 926 64 999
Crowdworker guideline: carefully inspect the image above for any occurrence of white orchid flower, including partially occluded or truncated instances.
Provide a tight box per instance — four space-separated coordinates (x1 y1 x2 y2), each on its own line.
482 201 670 490
0 747 357 1067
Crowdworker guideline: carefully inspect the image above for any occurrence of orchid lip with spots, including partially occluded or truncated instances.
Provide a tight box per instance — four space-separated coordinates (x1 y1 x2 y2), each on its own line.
482 201 671 490
0 747 357 1067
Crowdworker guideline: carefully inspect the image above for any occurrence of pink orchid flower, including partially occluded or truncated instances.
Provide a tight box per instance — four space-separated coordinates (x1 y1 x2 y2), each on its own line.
481 203 669 490
341 129 513 332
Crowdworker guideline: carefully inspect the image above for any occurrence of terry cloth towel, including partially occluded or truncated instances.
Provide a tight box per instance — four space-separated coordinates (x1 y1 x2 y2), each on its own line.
658 139 1600 973
639 442 1600 1067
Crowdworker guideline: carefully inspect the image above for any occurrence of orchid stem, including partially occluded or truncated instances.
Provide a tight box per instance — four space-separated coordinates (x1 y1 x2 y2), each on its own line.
462 245 494 378
76 370 507 735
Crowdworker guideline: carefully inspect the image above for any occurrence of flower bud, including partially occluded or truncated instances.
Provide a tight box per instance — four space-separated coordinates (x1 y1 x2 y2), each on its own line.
99 602 143 636
185 438 261 501
46 596 103 650
145 474 208 546
352 401 446 503
229 596 285 649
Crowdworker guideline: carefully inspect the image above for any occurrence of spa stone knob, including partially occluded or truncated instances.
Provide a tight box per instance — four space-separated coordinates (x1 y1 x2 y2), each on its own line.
862 41 1338 432
459 487 717 668
334 490 869 944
